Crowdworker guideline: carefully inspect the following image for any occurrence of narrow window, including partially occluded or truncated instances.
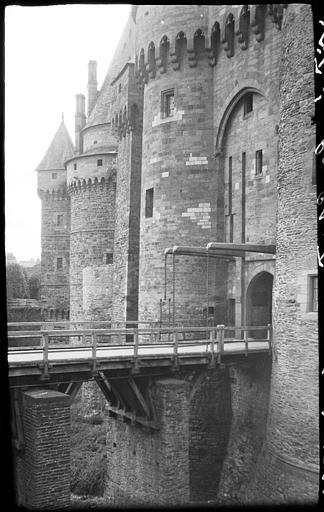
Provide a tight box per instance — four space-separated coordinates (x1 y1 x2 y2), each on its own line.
94 140 98 145
228 156 233 243
57 214 63 226
244 93 253 116
309 275 318 312
145 188 154 218
56 257 63 270
73 163 77 170
162 89 175 118
51 172 57 179
97 159 103 166
105 253 113 265
227 298 235 326
255 150 263 175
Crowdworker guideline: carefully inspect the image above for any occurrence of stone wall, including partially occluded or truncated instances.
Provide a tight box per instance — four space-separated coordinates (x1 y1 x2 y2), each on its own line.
111 64 143 324
83 265 113 321
105 378 190 506
40 192 70 315
217 356 271 504
245 4 319 504
14 389 70 509
69 179 115 320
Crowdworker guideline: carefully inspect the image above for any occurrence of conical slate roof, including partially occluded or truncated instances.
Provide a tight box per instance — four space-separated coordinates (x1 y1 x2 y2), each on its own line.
35 116 74 171
85 14 136 129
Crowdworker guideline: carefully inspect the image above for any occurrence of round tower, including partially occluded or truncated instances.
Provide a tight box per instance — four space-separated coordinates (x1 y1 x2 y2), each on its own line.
67 64 118 322
36 116 74 320
135 5 227 325
246 4 319 504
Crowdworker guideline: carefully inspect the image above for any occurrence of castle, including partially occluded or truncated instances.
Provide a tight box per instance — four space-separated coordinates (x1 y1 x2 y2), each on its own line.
35 4 318 504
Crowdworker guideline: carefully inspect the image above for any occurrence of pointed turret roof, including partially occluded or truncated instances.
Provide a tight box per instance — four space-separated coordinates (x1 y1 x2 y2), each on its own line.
35 115 74 171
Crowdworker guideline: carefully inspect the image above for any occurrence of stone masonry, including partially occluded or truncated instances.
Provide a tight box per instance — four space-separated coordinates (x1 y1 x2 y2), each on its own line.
33 4 319 507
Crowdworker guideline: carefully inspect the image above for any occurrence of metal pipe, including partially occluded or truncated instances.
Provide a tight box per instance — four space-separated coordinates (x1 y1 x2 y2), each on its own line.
172 251 176 328
207 242 276 254
206 250 210 336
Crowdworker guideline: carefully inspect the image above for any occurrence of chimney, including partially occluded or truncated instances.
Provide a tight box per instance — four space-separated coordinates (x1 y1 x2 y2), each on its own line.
87 60 98 117
75 94 86 154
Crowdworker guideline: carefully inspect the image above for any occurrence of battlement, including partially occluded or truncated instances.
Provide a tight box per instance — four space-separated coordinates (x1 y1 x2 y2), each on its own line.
67 172 116 195
134 4 286 86
38 187 68 201
109 63 143 140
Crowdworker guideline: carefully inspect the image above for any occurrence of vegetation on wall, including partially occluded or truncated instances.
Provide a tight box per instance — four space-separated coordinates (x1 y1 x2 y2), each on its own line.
70 398 108 498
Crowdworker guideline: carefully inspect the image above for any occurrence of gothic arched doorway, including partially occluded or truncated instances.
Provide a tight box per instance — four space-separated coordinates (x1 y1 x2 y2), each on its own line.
246 271 273 338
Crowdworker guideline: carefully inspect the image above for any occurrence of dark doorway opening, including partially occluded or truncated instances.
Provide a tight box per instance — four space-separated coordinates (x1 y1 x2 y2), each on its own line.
246 271 273 338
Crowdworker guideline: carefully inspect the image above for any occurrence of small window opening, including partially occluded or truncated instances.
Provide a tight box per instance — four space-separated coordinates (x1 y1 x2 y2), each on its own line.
51 173 57 179
309 275 318 312
105 253 113 265
244 93 253 116
145 188 154 218
162 89 175 118
118 84 122 93
57 214 63 226
97 159 103 166
73 163 77 170
255 150 263 175
56 257 63 270
94 140 98 145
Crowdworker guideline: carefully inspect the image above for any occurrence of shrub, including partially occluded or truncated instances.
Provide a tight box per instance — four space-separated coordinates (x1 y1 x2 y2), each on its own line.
70 414 108 497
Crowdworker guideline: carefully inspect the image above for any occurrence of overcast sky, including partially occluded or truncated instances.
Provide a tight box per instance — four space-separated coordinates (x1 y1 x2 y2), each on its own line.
5 4 131 261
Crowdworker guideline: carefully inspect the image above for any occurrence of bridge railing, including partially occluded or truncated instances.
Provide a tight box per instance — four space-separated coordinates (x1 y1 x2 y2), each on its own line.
8 324 272 377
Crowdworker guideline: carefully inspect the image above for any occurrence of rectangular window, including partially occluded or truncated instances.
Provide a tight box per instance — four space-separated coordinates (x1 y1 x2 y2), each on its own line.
309 275 318 312
97 159 103 166
57 214 63 226
145 188 154 218
243 93 253 116
227 298 235 326
56 257 63 270
105 253 113 265
228 156 233 243
162 89 175 118
73 163 77 170
255 149 263 175
51 172 57 179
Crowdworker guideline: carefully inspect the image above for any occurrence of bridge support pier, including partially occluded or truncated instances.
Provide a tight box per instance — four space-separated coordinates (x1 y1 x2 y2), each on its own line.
105 378 190 506
14 389 71 509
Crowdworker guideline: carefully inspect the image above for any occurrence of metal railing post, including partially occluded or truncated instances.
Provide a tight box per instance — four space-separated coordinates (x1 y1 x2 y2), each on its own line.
209 328 215 367
168 298 171 342
40 332 49 380
91 332 97 374
244 327 248 356
217 324 224 363
133 328 139 372
267 323 272 352
173 329 178 367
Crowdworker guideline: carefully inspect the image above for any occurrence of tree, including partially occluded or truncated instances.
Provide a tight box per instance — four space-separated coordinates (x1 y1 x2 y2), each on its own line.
6 263 29 299
28 274 40 299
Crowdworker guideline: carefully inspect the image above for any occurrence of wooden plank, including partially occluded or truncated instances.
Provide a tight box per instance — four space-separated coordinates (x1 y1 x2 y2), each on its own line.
127 377 150 418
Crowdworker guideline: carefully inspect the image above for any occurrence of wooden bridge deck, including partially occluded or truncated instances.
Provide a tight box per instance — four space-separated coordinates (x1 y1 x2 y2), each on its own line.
8 324 272 386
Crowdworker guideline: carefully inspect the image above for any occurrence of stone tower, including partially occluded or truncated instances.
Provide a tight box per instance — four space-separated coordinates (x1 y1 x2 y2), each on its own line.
246 3 319 503
134 4 281 329
36 115 74 320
